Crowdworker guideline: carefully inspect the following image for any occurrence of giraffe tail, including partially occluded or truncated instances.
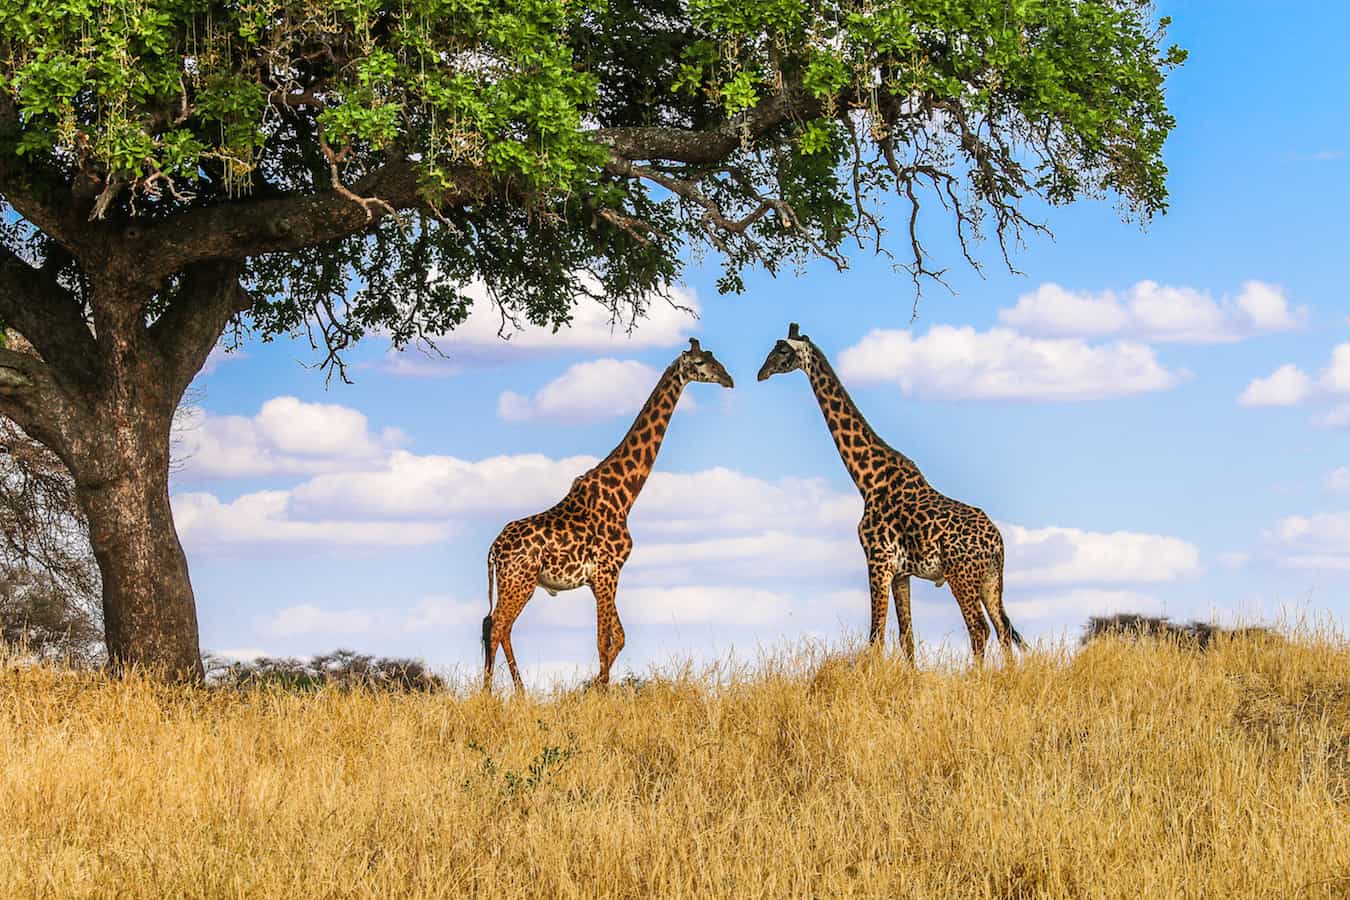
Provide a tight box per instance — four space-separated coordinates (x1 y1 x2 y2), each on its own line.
996 566 1026 648
482 545 497 669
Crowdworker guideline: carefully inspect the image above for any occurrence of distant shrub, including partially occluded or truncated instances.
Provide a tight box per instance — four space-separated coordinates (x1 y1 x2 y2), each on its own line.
205 649 445 693
1082 613 1278 650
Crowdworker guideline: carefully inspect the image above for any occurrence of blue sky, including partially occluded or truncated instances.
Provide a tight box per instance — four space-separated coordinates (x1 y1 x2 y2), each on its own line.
172 2 1350 685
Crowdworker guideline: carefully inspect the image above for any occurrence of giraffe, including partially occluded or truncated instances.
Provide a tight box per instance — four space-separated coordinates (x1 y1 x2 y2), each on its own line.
757 323 1024 662
482 338 735 692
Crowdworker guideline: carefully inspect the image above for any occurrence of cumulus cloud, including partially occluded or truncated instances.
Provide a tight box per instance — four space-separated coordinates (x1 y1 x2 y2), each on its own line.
1237 343 1350 414
172 412 1201 596
1267 511 1350 571
836 326 1182 401
1001 523 1202 586
631 468 861 537
497 359 690 423
173 491 451 554
1323 344 1350 393
290 451 598 521
175 397 404 480
627 532 860 585
1238 364 1315 407
379 281 699 375
999 281 1305 343
1327 468 1350 494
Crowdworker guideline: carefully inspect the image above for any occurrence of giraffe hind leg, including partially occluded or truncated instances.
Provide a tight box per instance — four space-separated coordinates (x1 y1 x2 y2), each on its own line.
947 573 991 664
979 566 1023 658
485 570 535 693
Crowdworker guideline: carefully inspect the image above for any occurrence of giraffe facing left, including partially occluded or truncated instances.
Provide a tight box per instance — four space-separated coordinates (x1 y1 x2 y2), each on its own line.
482 338 735 692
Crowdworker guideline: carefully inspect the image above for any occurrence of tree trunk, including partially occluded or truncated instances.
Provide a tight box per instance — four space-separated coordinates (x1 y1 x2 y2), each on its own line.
76 409 203 681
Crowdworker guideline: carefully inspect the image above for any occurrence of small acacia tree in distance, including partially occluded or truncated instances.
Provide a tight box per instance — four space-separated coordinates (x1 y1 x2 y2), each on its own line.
0 0 1185 679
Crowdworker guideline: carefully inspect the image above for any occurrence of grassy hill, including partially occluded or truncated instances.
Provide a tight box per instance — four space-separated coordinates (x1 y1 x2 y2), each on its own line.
1 631 1347 898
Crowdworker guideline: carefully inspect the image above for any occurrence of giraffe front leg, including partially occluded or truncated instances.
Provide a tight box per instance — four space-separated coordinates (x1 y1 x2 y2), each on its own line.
588 568 621 687
891 573 915 662
865 558 893 647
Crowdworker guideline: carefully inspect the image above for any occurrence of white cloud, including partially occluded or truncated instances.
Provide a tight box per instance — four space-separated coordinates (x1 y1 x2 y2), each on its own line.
289 451 598 521
1006 588 1160 621
174 397 404 480
999 280 1305 343
1238 364 1314 407
1267 511 1350 571
173 490 451 553
1001 523 1202 586
379 281 700 375
836 326 1182 401
628 531 859 584
1237 343 1350 413
1322 343 1350 393
1313 404 1350 429
497 359 690 423
172 422 1202 595
1327 468 1350 494
631 468 861 537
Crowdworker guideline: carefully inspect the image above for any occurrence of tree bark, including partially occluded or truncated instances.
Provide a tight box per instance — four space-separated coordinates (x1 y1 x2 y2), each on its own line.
78 434 203 681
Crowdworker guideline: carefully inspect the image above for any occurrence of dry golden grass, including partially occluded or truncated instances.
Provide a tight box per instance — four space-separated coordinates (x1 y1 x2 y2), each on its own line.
2 631 1348 899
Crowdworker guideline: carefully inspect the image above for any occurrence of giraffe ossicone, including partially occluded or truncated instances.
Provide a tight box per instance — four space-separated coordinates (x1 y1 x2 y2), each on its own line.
758 322 1024 662
481 340 735 692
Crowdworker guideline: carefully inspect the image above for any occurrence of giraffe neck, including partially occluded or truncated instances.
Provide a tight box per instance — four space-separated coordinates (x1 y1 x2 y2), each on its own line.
800 342 916 493
592 363 688 514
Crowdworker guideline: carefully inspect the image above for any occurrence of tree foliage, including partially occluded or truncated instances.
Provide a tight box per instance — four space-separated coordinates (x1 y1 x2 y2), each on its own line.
1 0 1185 371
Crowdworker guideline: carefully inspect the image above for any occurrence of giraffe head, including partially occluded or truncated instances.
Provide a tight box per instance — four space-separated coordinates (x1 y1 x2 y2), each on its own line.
677 338 735 388
756 322 812 381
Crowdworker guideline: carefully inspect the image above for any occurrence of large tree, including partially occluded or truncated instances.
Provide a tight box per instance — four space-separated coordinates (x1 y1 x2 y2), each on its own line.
0 0 1184 678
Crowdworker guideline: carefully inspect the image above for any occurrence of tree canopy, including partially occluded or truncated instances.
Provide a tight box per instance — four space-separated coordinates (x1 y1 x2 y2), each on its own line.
0 0 1185 676
2 0 1184 367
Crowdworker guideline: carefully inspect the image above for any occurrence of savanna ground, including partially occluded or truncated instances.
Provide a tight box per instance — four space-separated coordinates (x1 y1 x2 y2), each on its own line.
1 629 1348 899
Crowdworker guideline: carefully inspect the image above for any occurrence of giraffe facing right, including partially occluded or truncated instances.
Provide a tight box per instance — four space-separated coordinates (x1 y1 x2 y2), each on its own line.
757 323 1024 662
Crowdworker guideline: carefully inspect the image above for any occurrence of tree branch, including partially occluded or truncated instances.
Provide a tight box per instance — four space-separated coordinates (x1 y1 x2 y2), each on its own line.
0 245 100 389
148 262 251 395
139 159 493 276
596 83 821 165
0 345 84 463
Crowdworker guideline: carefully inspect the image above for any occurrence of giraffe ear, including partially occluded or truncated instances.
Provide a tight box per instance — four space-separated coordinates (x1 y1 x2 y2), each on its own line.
688 338 701 353
787 322 800 340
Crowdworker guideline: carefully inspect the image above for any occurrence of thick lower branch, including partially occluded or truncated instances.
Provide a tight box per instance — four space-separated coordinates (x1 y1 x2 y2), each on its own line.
0 245 100 386
139 160 493 275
